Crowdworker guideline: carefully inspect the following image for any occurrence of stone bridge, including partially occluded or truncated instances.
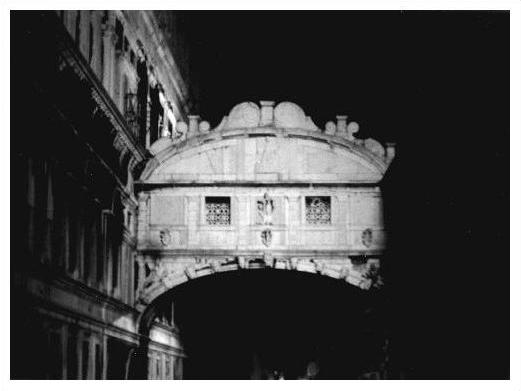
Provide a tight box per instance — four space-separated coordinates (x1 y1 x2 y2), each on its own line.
134 100 395 308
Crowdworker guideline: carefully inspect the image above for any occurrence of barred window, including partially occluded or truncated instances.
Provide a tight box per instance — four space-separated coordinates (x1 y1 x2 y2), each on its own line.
205 197 231 226
305 196 331 225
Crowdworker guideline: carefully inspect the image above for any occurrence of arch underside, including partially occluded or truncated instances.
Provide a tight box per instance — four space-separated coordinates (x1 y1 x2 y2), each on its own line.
137 255 382 308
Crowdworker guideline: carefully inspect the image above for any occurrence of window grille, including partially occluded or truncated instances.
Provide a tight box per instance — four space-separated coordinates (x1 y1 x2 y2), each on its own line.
205 197 231 226
305 196 331 225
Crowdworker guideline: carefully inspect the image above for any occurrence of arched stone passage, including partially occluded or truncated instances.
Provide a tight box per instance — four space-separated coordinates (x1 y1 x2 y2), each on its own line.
130 266 384 379
136 254 383 308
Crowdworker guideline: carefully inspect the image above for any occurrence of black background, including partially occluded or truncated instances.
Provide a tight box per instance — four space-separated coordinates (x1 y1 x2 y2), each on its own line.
176 11 510 379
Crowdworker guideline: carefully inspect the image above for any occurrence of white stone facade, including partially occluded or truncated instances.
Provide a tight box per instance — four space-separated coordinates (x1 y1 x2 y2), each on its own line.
136 101 395 306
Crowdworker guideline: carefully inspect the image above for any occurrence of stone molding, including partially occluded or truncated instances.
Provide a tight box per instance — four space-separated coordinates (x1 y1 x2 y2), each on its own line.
135 255 383 306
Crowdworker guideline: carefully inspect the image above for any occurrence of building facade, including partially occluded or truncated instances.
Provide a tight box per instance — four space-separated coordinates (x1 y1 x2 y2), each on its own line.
12 11 395 380
12 10 192 379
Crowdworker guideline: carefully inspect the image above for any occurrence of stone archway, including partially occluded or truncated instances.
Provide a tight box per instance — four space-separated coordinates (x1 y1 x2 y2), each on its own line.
129 261 383 379
136 254 383 309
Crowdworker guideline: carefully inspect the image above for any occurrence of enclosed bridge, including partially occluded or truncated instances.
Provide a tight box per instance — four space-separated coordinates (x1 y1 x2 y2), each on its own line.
132 100 396 379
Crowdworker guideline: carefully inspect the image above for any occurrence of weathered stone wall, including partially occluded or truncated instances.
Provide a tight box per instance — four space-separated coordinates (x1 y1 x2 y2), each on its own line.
140 186 384 252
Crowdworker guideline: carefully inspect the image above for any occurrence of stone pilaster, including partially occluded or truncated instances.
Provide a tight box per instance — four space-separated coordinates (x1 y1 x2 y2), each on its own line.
187 196 199 247
287 195 300 246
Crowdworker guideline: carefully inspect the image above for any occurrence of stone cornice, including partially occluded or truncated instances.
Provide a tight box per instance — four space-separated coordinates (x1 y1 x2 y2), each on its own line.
137 248 385 258
142 126 389 182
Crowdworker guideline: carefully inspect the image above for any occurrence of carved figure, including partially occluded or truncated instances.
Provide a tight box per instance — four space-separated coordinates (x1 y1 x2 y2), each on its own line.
261 228 272 247
159 229 171 247
257 192 274 225
361 228 373 248
141 261 167 292
263 252 274 267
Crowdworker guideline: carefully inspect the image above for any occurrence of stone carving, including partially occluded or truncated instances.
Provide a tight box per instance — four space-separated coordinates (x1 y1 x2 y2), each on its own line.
140 260 168 298
336 115 348 137
187 115 200 137
135 254 383 305
360 258 383 290
263 252 274 267
226 102 261 129
361 228 373 248
159 229 172 247
259 101 275 126
364 138 385 158
273 101 307 129
325 121 337 135
261 229 272 247
199 121 211 133
346 121 360 140
174 121 188 140
257 193 274 226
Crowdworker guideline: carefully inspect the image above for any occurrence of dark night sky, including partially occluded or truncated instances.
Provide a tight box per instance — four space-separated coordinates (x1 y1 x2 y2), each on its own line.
174 11 510 379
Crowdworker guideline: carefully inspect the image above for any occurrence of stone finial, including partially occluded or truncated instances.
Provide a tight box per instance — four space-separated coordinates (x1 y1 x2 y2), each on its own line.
274 102 307 129
336 115 348 136
187 115 200 137
325 121 337 135
346 121 360 141
385 142 396 161
199 121 211 133
227 102 260 129
259 101 275 126
175 121 188 140
364 138 385 157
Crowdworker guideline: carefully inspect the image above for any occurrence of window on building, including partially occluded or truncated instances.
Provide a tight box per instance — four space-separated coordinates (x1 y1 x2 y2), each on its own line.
305 196 331 225
136 59 149 146
134 259 139 297
156 355 161 379
67 328 78 379
33 159 47 263
83 206 94 282
149 86 161 144
111 238 120 294
121 75 128 112
67 192 77 274
48 328 63 379
95 213 104 285
75 11 81 45
94 342 103 379
81 337 90 379
43 163 54 264
205 197 231 226
174 357 183 380
115 18 124 52
165 356 171 379
99 31 104 81
88 15 93 64
51 168 66 269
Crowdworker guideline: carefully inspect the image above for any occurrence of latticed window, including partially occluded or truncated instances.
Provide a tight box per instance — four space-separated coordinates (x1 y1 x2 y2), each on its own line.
305 196 331 225
205 197 231 226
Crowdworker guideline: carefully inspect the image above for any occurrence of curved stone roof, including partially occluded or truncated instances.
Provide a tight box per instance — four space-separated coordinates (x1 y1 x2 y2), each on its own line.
144 101 395 183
